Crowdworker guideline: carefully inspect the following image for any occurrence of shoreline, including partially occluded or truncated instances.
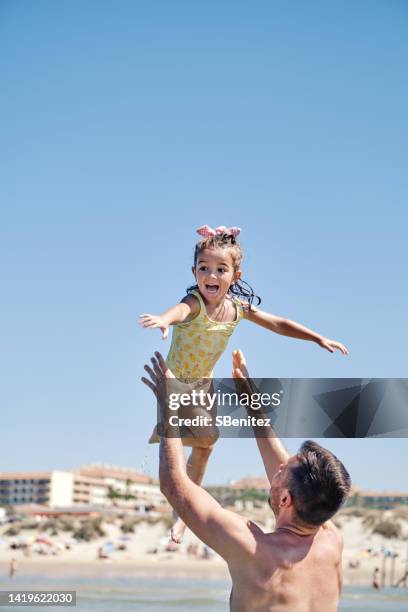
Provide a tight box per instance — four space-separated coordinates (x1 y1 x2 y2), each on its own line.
0 558 229 580
1 558 407 588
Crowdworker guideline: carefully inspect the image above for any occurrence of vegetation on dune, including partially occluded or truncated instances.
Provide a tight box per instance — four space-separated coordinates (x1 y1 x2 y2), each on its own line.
120 516 143 533
2 505 407 543
331 507 408 540
120 514 173 532
362 510 383 529
237 489 268 503
4 525 20 536
73 517 106 542
19 519 40 530
40 519 61 535
158 514 173 530
393 507 408 522
373 520 402 539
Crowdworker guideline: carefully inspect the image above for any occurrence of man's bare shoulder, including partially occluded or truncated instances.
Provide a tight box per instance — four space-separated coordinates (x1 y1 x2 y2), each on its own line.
323 520 342 537
321 520 343 551
267 523 342 562
227 520 282 572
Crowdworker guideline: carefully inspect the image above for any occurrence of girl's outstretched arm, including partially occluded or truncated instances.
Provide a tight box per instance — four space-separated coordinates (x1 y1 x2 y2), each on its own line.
243 306 349 355
139 294 199 339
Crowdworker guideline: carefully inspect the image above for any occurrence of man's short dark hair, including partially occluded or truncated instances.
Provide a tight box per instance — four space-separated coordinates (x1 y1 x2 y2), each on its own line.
288 440 351 527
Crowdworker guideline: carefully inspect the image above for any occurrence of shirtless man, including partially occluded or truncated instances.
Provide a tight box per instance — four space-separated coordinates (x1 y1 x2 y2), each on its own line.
142 350 351 612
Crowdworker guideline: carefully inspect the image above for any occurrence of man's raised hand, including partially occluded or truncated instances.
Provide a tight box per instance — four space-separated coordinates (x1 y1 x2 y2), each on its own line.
141 351 173 397
232 349 258 398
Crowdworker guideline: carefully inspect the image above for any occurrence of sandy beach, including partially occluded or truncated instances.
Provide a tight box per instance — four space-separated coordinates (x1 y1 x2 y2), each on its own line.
1 508 408 588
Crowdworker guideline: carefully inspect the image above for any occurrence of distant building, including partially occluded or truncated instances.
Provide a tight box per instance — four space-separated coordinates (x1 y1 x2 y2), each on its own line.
349 486 408 509
211 479 408 511
206 476 270 508
0 464 161 509
229 477 270 494
77 464 161 505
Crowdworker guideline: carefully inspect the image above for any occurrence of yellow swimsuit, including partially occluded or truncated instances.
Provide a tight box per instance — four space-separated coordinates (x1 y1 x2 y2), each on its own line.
166 290 244 379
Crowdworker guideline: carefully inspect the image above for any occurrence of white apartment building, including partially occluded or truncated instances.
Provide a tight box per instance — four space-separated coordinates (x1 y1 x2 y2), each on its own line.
0 464 161 509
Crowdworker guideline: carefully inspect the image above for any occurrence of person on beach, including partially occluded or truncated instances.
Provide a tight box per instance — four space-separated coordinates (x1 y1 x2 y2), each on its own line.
395 569 408 588
142 350 351 612
372 567 380 589
140 225 349 543
8 557 17 579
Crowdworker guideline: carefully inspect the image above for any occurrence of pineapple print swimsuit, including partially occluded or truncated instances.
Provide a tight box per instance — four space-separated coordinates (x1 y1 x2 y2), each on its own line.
166 290 244 380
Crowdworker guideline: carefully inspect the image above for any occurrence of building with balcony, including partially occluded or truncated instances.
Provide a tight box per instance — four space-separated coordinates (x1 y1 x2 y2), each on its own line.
0 464 161 509
349 486 408 509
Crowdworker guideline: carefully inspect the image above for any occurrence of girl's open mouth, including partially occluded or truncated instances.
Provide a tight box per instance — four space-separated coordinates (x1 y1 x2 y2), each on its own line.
205 284 219 294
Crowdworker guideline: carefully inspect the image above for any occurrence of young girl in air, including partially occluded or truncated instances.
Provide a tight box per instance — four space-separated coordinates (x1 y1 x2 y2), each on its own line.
140 224 348 543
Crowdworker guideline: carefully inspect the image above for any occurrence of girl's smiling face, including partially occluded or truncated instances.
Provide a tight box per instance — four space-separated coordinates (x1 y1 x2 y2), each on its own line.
193 247 241 302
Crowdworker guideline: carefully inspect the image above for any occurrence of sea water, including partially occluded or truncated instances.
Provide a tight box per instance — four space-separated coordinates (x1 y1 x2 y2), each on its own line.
0 575 407 611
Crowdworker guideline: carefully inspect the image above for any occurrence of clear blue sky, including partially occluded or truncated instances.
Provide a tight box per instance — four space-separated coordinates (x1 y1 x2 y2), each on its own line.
1 1 407 489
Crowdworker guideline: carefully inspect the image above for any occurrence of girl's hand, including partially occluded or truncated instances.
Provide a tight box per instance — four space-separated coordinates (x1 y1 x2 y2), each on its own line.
139 314 170 340
318 337 349 355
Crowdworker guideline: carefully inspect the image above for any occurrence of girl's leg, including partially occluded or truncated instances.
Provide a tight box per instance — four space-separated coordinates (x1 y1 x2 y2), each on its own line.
148 425 160 444
171 445 214 544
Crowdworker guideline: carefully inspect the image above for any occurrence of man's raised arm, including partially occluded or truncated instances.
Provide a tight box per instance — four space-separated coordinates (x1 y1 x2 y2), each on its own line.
142 352 259 562
232 350 290 485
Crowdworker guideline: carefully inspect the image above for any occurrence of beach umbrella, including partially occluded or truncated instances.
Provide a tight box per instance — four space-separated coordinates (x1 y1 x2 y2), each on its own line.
36 537 52 546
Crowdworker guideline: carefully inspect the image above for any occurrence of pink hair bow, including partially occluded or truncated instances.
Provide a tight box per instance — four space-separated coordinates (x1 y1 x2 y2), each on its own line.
196 225 241 238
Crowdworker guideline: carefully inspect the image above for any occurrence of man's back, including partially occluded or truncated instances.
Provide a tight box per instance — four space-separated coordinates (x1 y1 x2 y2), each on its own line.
143 351 351 612
229 522 342 612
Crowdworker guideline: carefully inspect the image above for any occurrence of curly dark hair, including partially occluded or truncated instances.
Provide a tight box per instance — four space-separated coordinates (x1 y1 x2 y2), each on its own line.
187 233 261 307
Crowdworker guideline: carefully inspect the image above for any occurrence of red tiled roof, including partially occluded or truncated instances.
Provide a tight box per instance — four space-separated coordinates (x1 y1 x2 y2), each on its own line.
77 464 156 484
13 504 50 514
0 472 51 480
230 477 270 490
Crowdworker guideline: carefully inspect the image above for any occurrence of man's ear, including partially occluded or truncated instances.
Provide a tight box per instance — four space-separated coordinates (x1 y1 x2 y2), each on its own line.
192 266 196 278
280 488 293 509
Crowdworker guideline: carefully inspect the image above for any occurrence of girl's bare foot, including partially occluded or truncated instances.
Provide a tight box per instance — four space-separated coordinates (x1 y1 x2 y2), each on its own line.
170 514 187 544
